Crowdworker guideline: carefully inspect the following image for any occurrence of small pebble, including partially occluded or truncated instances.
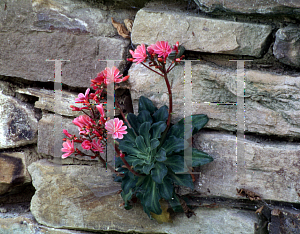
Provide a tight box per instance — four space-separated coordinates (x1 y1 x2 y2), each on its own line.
0 208 7 213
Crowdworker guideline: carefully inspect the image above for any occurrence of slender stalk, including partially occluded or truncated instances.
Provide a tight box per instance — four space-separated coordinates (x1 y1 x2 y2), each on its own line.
115 102 132 128
141 62 164 77
114 144 142 176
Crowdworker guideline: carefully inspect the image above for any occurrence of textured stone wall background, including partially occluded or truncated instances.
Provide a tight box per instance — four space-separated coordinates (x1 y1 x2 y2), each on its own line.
0 0 299 233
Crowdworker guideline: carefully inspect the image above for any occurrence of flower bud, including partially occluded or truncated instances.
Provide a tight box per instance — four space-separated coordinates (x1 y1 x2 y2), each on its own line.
157 58 163 62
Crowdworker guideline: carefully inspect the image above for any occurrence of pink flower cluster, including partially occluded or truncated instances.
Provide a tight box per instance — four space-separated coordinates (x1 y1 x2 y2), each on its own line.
128 41 182 64
61 67 128 159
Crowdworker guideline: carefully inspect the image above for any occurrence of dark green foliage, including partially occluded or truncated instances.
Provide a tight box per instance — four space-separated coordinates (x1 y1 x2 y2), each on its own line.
116 96 213 218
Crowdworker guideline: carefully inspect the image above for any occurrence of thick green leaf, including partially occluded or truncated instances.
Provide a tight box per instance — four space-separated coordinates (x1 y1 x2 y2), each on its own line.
167 45 185 61
162 136 185 156
126 113 140 135
170 114 209 140
139 122 151 147
157 177 173 200
137 110 153 124
144 180 162 215
153 105 168 122
136 191 151 218
192 148 214 167
164 155 184 173
168 193 184 213
138 96 158 114
191 114 209 135
155 148 167 162
122 126 137 143
150 121 167 139
121 174 138 194
151 162 168 184
143 162 155 174
150 139 160 150
168 172 194 189
119 140 140 155
135 136 148 153
121 189 133 210
167 123 184 139
125 155 141 166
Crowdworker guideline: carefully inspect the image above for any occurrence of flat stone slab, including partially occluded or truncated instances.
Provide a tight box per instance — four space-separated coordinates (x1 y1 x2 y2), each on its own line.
193 0 300 14
131 8 272 57
128 63 300 137
0 0 131 88
28 160 257 234
193 131 300 204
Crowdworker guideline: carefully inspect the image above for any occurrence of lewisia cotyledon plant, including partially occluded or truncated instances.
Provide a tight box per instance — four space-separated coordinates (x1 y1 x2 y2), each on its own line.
62 41 214 222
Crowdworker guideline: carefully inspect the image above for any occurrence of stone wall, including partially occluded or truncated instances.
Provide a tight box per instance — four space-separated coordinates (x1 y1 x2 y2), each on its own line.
0 0 299 233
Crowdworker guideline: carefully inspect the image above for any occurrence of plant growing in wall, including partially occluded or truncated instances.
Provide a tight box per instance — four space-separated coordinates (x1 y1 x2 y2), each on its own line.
61 41 214 222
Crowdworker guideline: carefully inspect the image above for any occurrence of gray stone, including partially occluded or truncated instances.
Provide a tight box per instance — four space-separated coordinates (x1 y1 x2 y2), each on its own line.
128 63 300 137
0 91 38 149
193 0 300 14
0 151 32 195
273 26 300 68
16 87 123 117
37 112 80 157
0 0 131 88
193 131 300 204
0 212 96 234
17 88 84 118
131 8 272 57
28 160 257 233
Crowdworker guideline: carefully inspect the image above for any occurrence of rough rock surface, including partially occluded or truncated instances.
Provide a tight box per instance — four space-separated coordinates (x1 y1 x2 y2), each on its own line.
193 131 300 204
0 212 97 234
128 63 300 137
0 149 38 195
28 160 257 234
0 90 38 149
0 0 132 88
132 8 272 57
273 26 300 68
193 0 300 14
37 112 80 157
17 88 82 118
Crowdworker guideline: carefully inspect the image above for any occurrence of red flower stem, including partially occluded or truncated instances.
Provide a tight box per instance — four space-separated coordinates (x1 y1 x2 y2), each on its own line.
121 157 143 177
114 144 142 177
167 64 176 73
115 101 132 129
166 63 174 73
141 62 164 77
163 69 172 129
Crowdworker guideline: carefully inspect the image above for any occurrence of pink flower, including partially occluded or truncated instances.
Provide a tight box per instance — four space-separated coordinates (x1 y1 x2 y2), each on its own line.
152 41 172 60
130 44 147 64
147 44 155 55
91 138 104 153
91 71 106 88
73 115 95 129
75 88 90 103
61 139 75 158
105 118 127 139
81 140 92 150
96 104 105 118
103 66 123 84
73 115 96 134
63 129 73 138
